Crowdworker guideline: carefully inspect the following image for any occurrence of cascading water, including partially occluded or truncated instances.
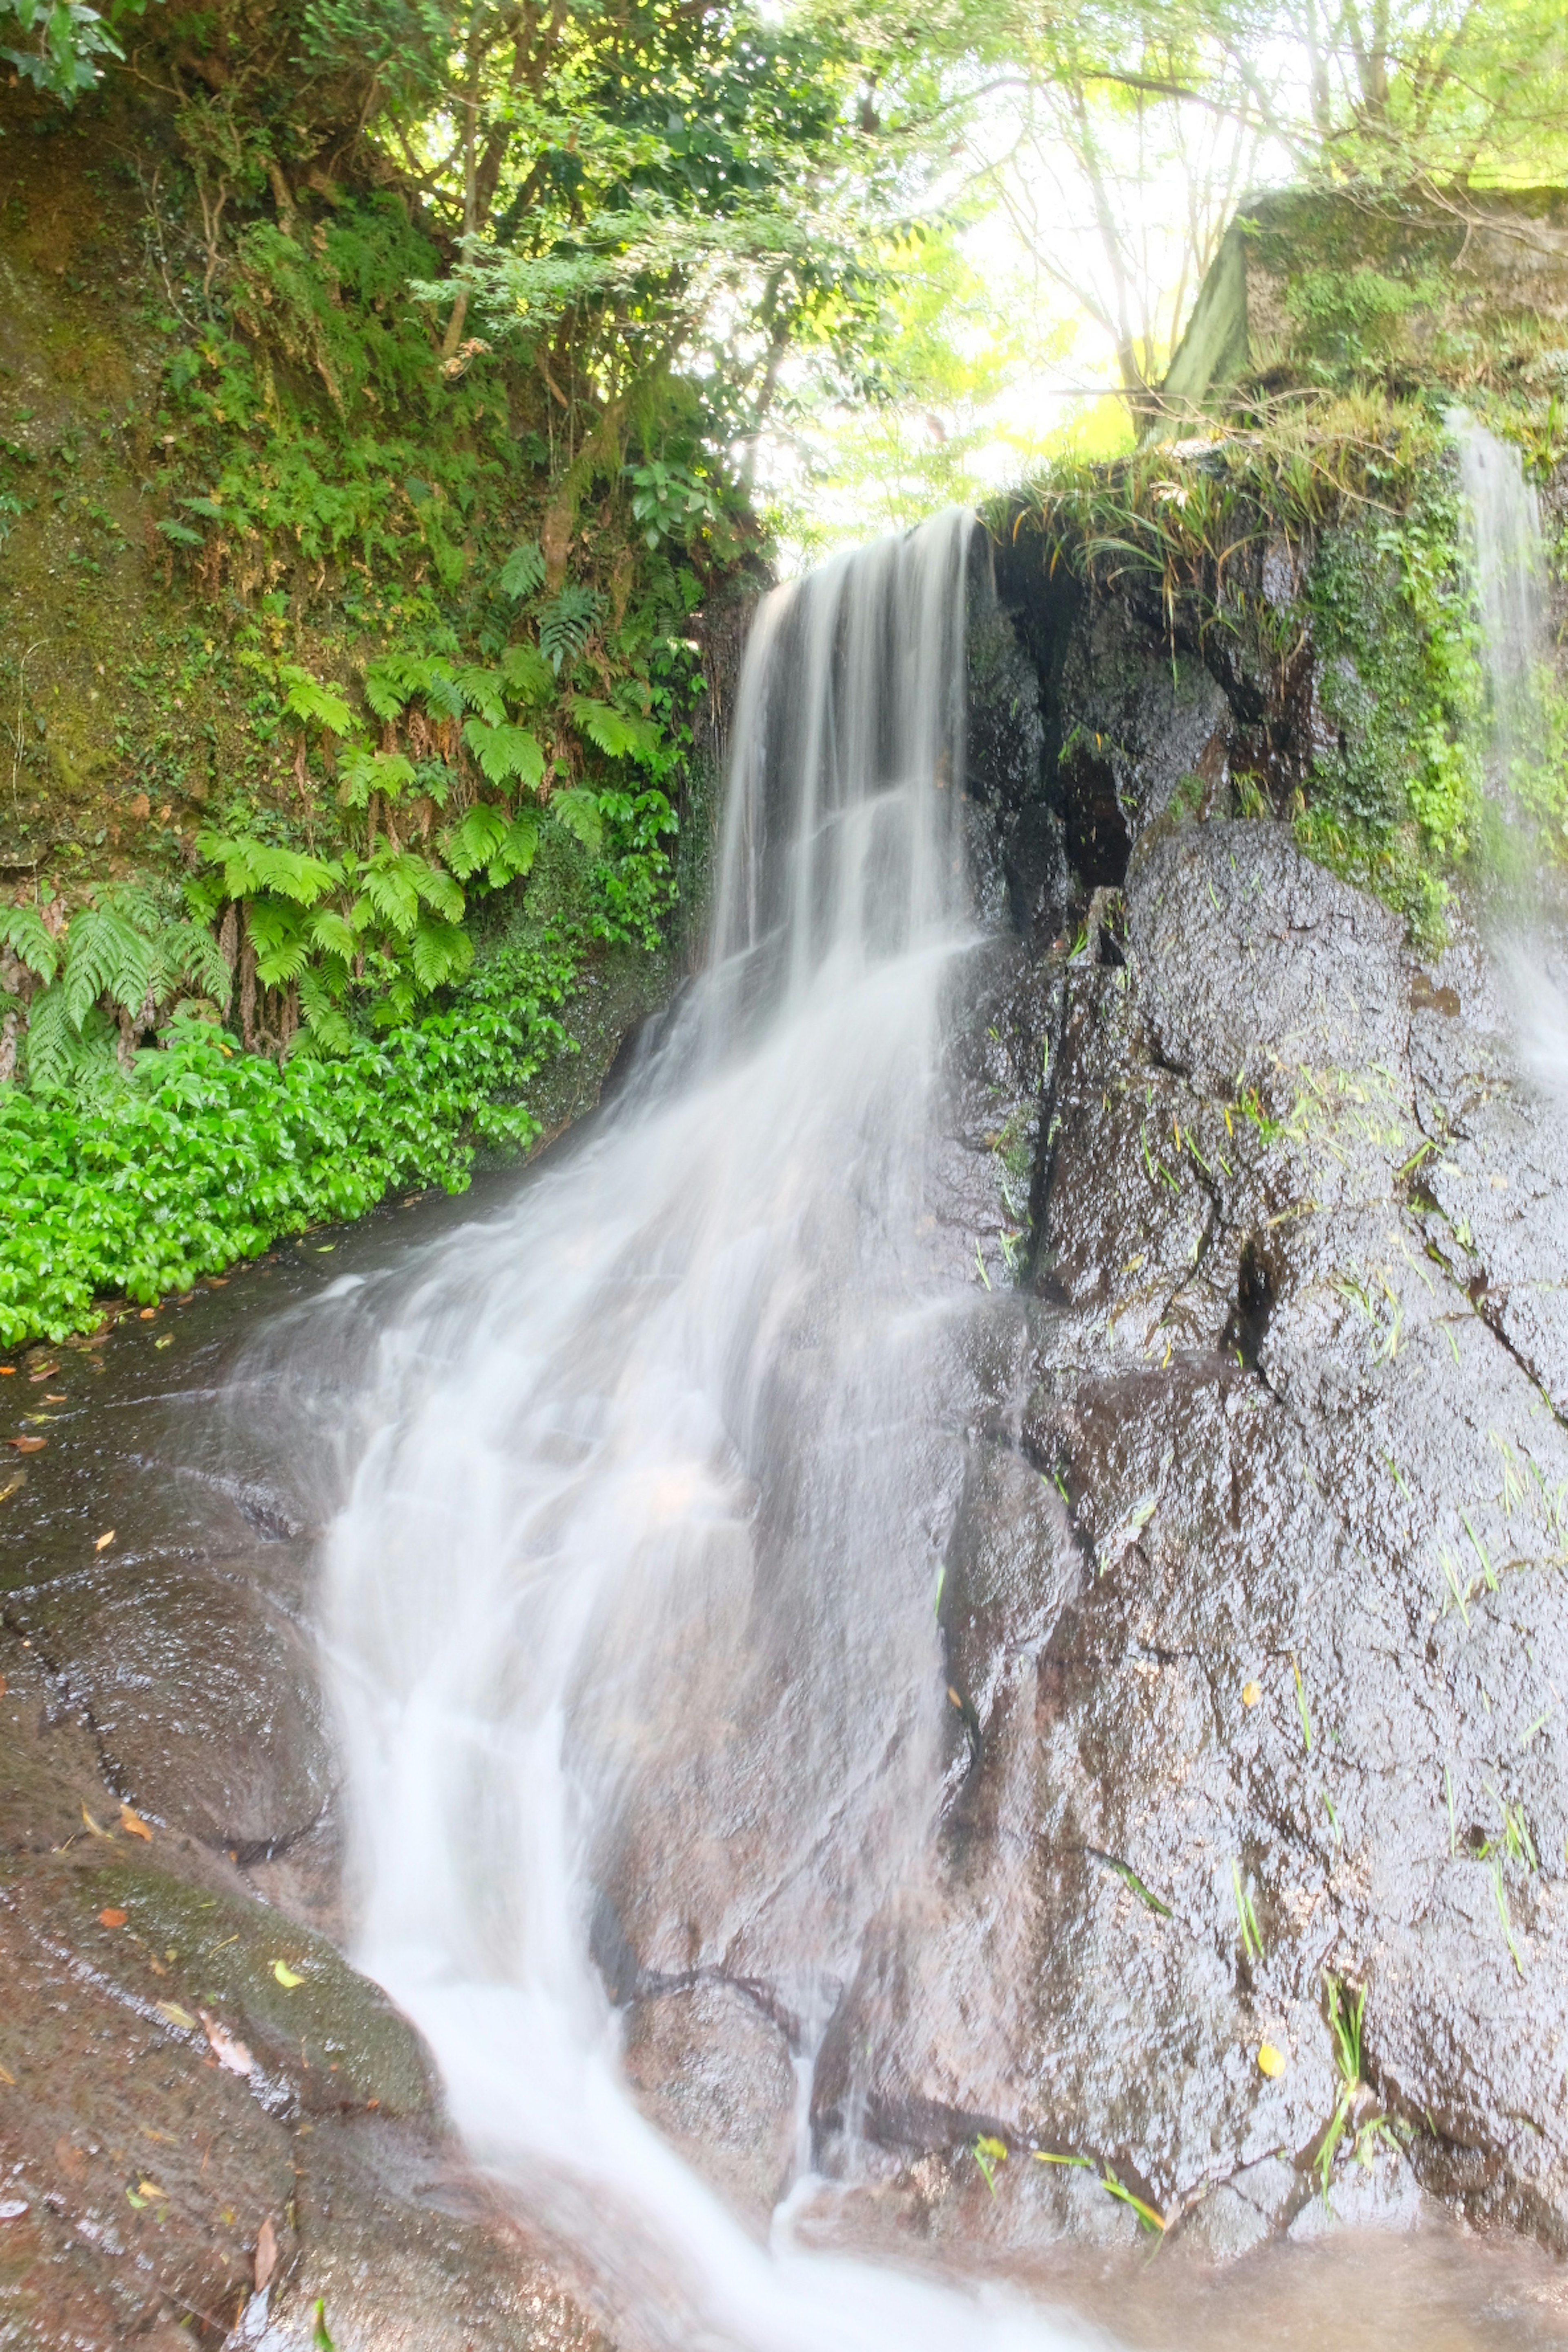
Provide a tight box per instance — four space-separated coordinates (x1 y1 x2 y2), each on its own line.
1453 408 1548 788
1451 410 1568 1090
308 510 1088 2350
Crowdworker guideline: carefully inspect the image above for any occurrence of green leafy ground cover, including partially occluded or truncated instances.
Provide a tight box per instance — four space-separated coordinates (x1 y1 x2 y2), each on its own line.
0 938 573 1342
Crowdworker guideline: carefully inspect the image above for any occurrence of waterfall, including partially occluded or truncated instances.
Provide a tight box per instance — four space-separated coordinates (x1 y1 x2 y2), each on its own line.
1452 409 1548 793
310 510 1087 2350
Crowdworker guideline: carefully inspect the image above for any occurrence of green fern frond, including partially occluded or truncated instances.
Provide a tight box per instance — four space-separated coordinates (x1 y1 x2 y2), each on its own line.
497 540 545 599
568 695 661 766
297 967 355 1054
498 641 552 707
0 904 59 982
453 666 506 726
62 905 154 1022
410 915 473 991
154 922 234 1011
550 787 604 855
441 803 510 881
462 719 544 791
280 664 357 737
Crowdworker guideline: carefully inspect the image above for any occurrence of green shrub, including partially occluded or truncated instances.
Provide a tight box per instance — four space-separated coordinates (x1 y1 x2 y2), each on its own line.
0 938 578 1345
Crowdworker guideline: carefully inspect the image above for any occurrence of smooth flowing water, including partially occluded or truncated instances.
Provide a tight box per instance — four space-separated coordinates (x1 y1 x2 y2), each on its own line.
301 511 1091 2348
1451 410 1568 1089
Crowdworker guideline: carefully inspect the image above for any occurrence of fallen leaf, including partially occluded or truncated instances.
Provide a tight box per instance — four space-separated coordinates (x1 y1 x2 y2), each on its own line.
119 1804 153 1841
125 2187 148 2209
0 2198 26 2219
0 1678 6 1698
0 1367 13 1376
138 1308 157 1321
0 2064 16 2086
154 2001 197 2032
272 1959 304 1989
94 1530 115 1552
7 1437 45 1454
44 1393 66 1402
255 2214 278 2290
98 1909 128 1928
0 1479 23 1505
1242 1681 1262 1708
80 1806 113 1839
200 2011 254 2076
209 1278 227 1287
1257 2042 1286 2078
154 1336 174 1350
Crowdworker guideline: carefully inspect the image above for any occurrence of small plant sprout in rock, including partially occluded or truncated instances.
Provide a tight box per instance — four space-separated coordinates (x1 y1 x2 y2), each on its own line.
1293 1658 1314 1754
1232 1860 1265 1964
1100 2169 1166 2236
1316 1975 1403 2204
973 2134 1007 2194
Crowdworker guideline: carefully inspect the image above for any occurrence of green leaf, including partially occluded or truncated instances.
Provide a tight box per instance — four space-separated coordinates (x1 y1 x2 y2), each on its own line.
550 788 603 855
155 518 203 548
339 749 416 809
363 657 413 723
410 915 474 992
296 967 354 1056
452 666 506 727
441 802 510 882
569 695 662 767
62 903 154 1023
537 584 602 675
280 664 357 737
497 540 545 599
0 904 60 982
498 641 553 708
308 908 360 961
461 719 545 791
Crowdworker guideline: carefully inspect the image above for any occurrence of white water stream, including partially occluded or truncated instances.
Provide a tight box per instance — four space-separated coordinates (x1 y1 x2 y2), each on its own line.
311 511 1092 2349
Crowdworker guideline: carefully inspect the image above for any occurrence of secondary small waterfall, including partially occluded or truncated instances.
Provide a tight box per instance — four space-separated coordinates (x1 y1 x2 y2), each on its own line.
309 511 1086 2350
1452 412 1568 1090
1453 410 1550 795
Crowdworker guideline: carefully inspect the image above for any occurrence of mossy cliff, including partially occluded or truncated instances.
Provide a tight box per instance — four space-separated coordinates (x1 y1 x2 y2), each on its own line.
971 188 1568 948
0 66 755 1342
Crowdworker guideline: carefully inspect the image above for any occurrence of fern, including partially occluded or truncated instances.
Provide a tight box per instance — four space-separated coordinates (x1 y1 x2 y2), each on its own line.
497 539 545 599
156 517 203 547
569 695 661 767
537 583 601 674
551 788 604 855
246 900 312 986
19 983 78 1093
308 907 360 963
196 832 339 906
0 904 60 982
153 921 233 1010
462 719 545 791
453 665 506 726
296 966 355 1054
498 640 552 707
410 915 474 991
280 664 358 737
339 748 416 808
62 900 156 1022
441 803 510 880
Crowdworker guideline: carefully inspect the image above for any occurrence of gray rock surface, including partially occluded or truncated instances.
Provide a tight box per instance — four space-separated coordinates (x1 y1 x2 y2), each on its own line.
807 819 1568 2256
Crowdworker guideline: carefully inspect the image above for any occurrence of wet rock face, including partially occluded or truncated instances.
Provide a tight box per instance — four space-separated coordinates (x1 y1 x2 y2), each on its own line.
621 1982 797 2229
811 818 1568 2258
